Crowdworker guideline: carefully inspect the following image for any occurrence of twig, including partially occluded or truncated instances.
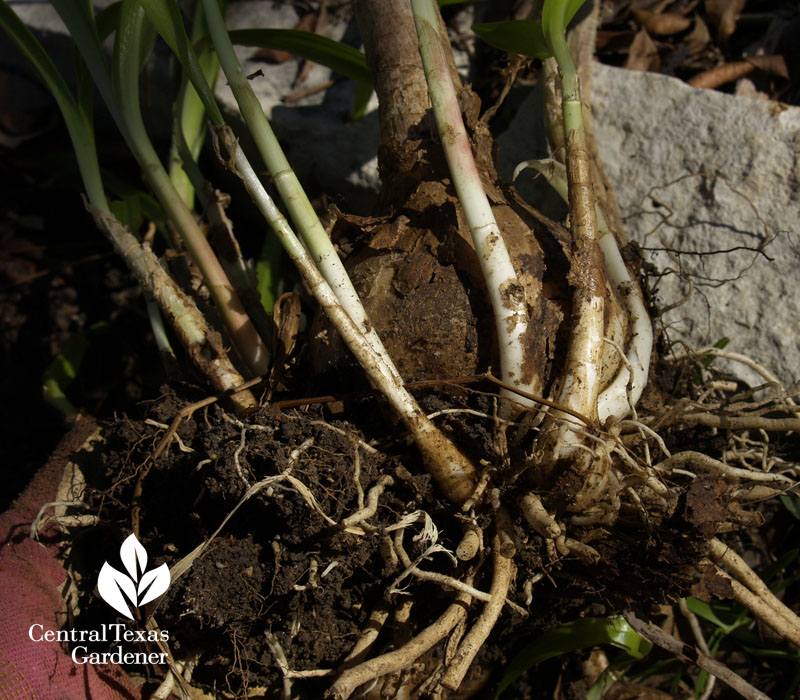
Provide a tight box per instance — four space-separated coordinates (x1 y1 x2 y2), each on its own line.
623 611 772 700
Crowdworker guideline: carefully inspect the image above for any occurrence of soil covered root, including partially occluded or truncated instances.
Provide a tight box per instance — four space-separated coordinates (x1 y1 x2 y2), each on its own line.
46 352 800 699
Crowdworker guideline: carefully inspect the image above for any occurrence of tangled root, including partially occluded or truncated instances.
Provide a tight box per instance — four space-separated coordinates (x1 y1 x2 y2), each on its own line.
55 347 799 699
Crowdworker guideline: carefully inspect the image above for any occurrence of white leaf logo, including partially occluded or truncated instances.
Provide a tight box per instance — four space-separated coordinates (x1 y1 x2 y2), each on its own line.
98 534 170 619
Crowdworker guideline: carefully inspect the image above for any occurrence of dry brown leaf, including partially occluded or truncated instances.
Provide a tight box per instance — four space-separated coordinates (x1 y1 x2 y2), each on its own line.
633 9 692 36
273 292 303 361
705 0 746 46
744 54 790 79
596 29 635 52
688 55 789 89
625 28 661 72
685 14 711 57
688 61 754 88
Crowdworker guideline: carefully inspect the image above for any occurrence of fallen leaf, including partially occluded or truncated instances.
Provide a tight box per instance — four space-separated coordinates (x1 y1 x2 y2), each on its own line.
688 61 754 89
684 14 711 57
633 9 692 36
705 0 746 46
625 28 661 72
273 292 303 361
688 55 789 89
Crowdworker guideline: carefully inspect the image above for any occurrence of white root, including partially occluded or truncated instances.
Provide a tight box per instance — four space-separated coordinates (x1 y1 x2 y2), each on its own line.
709 539 800 638
456 528 481 562
328 591 473 699
342 475 394 529
710 564 800 648
440 515 516 690
344 601 392 665
655 451 796 486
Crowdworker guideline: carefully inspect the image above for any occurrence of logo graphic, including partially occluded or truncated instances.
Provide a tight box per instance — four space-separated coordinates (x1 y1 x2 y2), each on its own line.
98 534 170 620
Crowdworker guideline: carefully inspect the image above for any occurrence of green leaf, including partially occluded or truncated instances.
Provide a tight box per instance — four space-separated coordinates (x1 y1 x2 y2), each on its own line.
256 233 285 314
139 0 224 124
780 495 800 520
42 323 106 417
438 0 487 6
352 79 373 120
759 548 799 582
686 597 750 634
199 29 373 85
493 617 651 699
541 0 566 52
1 0 109 210
94 1 122 41
564 0 588 27
109 190 165 233
0 2 77 122
542 0 587 39
701 336 730 367
52 0 121 129
472 20 551 59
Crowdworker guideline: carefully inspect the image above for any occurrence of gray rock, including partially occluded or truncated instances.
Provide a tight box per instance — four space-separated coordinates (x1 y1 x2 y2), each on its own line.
499 63 800 388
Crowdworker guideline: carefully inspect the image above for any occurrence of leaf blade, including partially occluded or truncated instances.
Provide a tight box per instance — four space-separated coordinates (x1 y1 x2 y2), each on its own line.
493 616 651 698
472 20 551 59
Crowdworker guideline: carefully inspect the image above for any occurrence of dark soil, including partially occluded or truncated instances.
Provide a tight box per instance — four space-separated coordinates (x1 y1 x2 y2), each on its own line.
52 368 727 699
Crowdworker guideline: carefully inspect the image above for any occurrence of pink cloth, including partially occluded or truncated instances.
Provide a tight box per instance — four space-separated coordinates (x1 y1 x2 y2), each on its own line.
0 422 140 700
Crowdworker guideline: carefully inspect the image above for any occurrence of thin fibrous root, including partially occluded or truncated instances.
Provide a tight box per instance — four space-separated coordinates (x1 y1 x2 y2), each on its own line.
654 451 795 486
440 511 516 691
709 539 800 645
679 347 800 417
327 592 472 699
343 601 392 666
679 598 717 700
265 630 294 700
342 475 394 529
710 564 800 648
169 438 321 583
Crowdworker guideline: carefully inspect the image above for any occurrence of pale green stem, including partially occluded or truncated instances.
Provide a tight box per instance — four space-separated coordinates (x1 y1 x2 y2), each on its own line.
89 206 256 412
168 2 219 208
410 0 537 404
198 0 397 374
0 1 179 367
114 2 269 376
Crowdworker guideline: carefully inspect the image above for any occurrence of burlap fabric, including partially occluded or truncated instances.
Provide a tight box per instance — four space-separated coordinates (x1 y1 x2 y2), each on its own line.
0 421 139 699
